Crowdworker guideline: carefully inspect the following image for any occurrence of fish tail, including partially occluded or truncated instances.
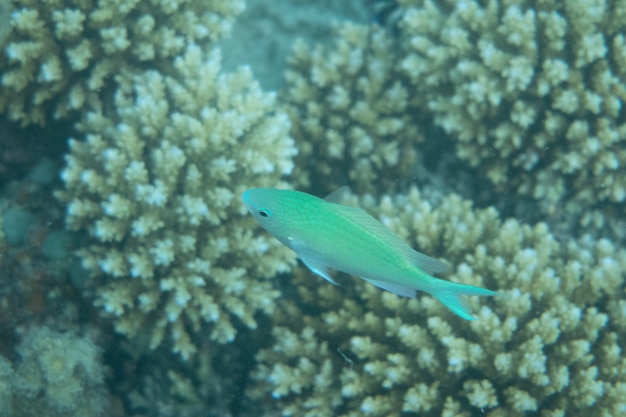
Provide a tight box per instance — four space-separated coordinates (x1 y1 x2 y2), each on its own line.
430 279 497 320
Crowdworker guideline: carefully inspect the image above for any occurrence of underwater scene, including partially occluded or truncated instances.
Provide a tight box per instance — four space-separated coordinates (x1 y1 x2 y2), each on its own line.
0 0 625 416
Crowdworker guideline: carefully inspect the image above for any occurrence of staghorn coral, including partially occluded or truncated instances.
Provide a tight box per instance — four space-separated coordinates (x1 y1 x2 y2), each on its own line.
398 0 626 224
247 186 626 417
56 44 297 359
1 326 110 417
284 22 424 195
0 0 244 126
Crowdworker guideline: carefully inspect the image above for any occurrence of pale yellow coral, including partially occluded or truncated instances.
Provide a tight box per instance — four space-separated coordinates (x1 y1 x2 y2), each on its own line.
57 44 297 359
4 326 109 416
0 0 244 125
247 186 626 416
284 22 423 194
398 0 626 230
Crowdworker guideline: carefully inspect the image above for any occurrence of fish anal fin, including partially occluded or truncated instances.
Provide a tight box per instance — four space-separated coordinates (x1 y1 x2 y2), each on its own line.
361 277 416 298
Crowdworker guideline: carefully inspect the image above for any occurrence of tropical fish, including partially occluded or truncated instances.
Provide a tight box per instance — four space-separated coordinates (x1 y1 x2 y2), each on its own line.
242 188 497 320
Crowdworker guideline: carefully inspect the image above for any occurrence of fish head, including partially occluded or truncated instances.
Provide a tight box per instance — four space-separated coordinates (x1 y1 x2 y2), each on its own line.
242 188 298 243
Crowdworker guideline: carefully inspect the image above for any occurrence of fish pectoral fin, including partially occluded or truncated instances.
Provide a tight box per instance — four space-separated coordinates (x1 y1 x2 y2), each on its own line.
300 256 340 285
361 277 416 298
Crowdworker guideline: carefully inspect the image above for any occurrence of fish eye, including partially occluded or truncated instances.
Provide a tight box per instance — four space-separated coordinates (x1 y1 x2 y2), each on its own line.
258 209 271 218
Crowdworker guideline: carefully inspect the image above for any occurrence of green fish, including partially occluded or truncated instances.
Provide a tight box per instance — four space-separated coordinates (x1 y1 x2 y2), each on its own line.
242 188 497 320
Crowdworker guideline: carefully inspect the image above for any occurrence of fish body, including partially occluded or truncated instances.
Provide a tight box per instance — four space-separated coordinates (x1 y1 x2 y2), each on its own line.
242 188 496 320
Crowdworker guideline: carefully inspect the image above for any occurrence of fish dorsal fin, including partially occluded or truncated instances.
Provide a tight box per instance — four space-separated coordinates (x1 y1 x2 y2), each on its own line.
406 248 448 274
323 186 351 204
328 202 448 275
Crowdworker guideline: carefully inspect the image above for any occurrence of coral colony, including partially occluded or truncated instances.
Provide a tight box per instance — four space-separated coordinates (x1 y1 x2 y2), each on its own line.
0 0 624 415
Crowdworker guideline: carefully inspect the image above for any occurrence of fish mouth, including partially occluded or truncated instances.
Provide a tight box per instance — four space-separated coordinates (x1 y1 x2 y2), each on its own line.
241 189 254 212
